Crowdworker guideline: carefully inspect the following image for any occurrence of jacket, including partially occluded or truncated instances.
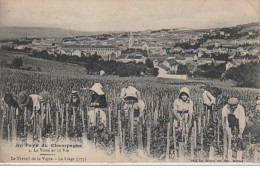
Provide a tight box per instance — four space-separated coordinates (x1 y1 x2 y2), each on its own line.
120 86 141 100
222 104 245 133
202 90 216 106
90 93 107 108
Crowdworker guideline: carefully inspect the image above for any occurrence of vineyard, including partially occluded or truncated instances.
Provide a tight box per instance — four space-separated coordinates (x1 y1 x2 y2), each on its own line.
1 67 260 163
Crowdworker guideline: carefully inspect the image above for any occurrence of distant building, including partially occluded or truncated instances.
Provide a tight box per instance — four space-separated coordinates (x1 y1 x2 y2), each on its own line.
162 59 179 74
61 45 121 59
116 54 147 64
226 61 236 71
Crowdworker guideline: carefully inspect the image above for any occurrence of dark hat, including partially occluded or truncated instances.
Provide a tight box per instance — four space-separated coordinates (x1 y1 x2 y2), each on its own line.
18 91 30 106
4 93 14 105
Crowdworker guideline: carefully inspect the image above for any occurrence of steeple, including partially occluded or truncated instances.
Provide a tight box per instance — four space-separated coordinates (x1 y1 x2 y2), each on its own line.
128 33 134 49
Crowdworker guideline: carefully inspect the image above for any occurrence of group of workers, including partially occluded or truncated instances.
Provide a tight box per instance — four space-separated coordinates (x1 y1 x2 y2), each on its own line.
1 82 260 144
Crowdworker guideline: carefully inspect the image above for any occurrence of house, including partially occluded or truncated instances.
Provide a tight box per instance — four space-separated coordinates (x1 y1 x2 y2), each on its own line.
72 50 82 57
173 47 184 53
197 58 213 65
219 48 229 54
130 43 149 50
226 61 236 71
153 59 164 66
162 59 179 74
149 46 167 55
156 64 169 75
240 50 249 56
116 54 147 64
63 45 121 59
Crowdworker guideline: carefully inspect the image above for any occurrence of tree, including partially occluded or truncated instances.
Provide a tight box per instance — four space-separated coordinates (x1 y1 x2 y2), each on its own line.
0 59 8 67
145 58 154 68
225 61 260 88
11 58 23 69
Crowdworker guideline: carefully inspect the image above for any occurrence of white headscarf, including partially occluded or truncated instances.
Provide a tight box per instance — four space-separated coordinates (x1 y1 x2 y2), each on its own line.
90 83 105 95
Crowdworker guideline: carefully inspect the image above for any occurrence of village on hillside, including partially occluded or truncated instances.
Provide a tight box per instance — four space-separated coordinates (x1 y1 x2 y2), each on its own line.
0 23 259 79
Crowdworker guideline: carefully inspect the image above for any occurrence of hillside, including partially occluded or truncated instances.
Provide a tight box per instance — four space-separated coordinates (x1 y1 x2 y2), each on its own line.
0 27 95 39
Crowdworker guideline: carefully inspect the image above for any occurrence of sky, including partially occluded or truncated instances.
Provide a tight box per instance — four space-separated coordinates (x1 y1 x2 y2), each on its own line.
0 0 259 32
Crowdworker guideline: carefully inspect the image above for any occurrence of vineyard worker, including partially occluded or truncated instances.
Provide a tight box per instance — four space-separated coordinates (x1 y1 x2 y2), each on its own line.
120 82 141 101
68 90 80 108
200 85 216 119
88 83 107 128
120 84 145 121
0 93 20 116
221 97 245 139
67 90 81 136
173 87 193 130
0 94 21 133
18 91 45 127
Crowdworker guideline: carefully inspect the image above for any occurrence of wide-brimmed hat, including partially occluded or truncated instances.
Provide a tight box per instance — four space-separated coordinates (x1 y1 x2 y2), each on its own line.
228 97 239 105
18 91 30 106
123 88 139 99
4 93 14 105
90 83 104 95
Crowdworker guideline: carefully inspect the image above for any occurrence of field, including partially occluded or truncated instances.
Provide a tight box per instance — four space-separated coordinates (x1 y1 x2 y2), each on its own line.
1 63 260 163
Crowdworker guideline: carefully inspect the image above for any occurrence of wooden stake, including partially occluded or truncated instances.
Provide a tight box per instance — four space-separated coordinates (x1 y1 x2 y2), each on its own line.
190 128 194 160
12 117 17 142
209 146 215 161
217 116 220 147
51 104 54 135
72 107 76 131
223 117 227 160
82 132 87 147
198 109 201 133
33 107 36 136
237 150 243 161
249 132 251 145
168 103 173 124
7 124 10 142
201 126 203 156
228 128 232 149
115 136 120 158
56 111 59 139
203 115 206 127
178 142 184 160
137 117 144 157
147 114 151 156
172 122 177 157
227 149 233 162
65 104 69 139
122 129 125 154
254 146 259 162
23 107 27 136
108 106 111 131
194 121 197 148
118 110 122 144
166 122 170 160
0 110 5 141
81 108 85 133
129 107 134 144
60 105 64 135
27 132 33 143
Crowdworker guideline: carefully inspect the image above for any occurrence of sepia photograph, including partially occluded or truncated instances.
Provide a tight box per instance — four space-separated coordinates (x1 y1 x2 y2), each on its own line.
0 0 259 164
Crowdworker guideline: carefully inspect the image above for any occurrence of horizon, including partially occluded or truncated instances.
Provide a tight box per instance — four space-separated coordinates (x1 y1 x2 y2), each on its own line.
1 21 259 34
0 0 259 32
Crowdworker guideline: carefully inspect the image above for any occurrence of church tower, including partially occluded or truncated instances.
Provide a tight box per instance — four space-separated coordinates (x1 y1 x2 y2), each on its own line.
128 33 134 49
